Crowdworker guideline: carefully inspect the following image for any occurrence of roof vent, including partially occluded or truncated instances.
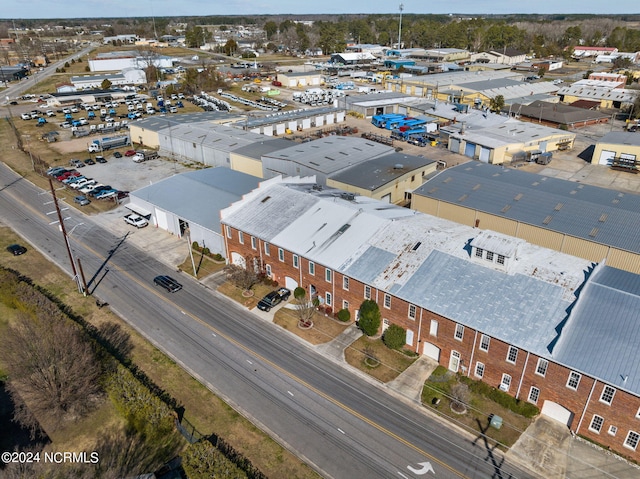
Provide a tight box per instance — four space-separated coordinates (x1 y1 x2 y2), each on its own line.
394 163 404 169
340 192 356 201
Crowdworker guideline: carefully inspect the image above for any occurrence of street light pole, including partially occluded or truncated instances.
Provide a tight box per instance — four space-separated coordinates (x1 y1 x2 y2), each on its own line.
397 4 404 50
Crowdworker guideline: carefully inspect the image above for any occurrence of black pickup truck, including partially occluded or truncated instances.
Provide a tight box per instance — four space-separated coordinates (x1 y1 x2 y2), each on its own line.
257 288 291 312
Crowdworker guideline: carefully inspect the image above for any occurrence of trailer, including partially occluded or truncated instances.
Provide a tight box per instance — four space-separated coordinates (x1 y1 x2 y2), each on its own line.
385 116 427 131
133 150 159 163
391 126 427 141
88 136 130 153
371 113 405 128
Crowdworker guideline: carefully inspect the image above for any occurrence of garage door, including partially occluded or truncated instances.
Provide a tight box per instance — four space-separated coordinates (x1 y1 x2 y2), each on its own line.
285 276 298 291
449 138 461 154
381 193 391 203
464 142 476 158
231 252 246 268
479 147 491 163
155 209 168 230
598 150 616 165
422 342 440 361
541 401 573 426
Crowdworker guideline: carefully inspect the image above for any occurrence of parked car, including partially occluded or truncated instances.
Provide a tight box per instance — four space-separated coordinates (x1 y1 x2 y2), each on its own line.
113 151 123 158
74 195 90 206
95 156 107 164
124 213 148 228
69 159 85 168
95 189 118 200
153 275 182 292
117 191 130 200
257 288 291 312
84 158 95 165
80 182 101 194
88 185 111 197
6 244 27 256
124 150 137 157
47 166 67 177
70 178 92 189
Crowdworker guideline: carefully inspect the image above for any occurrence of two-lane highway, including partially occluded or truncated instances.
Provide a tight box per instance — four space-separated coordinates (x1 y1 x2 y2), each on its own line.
0 163 537 479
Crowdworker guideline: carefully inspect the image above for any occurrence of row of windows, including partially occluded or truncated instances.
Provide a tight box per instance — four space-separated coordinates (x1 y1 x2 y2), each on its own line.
474 247 506 265
588 415 640 451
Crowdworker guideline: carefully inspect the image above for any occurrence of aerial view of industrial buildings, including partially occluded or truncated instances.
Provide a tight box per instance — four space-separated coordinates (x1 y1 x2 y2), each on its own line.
2 9 640 479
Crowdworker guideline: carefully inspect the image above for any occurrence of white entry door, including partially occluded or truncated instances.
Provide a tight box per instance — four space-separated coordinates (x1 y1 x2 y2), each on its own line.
448 350 461 372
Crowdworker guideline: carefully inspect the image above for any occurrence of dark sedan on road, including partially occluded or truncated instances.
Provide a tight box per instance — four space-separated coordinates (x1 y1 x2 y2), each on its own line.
153 275 182 293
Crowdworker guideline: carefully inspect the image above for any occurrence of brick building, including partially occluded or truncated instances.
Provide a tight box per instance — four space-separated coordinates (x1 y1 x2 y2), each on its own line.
220 177 640 460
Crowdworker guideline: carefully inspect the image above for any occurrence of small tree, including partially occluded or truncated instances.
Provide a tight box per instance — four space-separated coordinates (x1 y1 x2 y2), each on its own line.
382 324 406 350
450 381 470 413
101 78 112 90
358 300 381 336
489 94 505 113
223 263 259 292
537 67 546 78
293 287 317 327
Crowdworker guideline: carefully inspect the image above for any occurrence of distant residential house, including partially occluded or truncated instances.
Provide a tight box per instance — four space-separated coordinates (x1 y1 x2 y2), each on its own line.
572 46 618 58
469 48 526 65
330 52 376 65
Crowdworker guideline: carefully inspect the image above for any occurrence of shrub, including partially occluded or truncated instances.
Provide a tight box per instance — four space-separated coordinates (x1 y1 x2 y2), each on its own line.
202 247 210 256
64 61 70 68
192 241 199 250
85 65 90 72
358 300 381 336
459 375 539 418
213 253 223 261
336 308 351 322
382 324 406 350
293 287 306 300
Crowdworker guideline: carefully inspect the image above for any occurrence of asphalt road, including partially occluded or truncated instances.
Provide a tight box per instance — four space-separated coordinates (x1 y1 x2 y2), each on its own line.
0 162 538 479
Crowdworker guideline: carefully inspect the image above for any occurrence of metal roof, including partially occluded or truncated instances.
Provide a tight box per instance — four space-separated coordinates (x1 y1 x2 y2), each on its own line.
134 112 242 132
164 123 265 153
243 107 341 129
262 136 395 175
598 131 640 147
130 168 261 234
414 162 640 254
232 138 293 160
328 152 435 191
512 100 610 125
552 264 640 395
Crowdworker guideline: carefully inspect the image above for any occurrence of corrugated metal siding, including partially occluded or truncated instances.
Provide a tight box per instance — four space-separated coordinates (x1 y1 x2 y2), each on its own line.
439 202 475 226
517 223 564 250
607 249 640 275
475 212 518 236
562 236 609 263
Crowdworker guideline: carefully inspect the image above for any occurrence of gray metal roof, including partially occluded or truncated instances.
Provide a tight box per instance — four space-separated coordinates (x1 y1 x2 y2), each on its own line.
395 250 570 356
328 152 435 190
232 138 293 160
134 112 242 133
414 162 640 254
598 131 640 147
130 168 261 233
244 107 341 129
166 123 266 153
512 100 610 125
262 136 395 175
553 264 640 395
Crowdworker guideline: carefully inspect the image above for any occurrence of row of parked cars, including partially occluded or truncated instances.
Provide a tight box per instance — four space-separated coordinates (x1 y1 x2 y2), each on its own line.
46 164 128 204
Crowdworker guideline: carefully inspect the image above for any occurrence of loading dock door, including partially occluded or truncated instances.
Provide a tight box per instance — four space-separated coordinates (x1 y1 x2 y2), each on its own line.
598 150 616 165
464 142 476 158
541 401 573 427
449 138 461 154
479 147 491 163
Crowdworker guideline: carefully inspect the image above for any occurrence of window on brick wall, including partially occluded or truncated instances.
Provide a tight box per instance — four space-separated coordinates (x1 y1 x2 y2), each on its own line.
264 242 270 256
479 334 490 352
278 248 284 262
364 285 371 299
536 358 548 377
589 415 604 434
225 225 231 238
506 346 518 364
454 323 464 341
608 425 618 436
265 264 272 277
566 371 581 390
325 292 332 306
500 374 512 392
293 254 299 268
343 276 349 290
408 304 416 320
238 231 244 244
383 293 391 309
528 386 540 404
430 319 438 337
325 268 332 283
251 236 256 250
475 362 485 378
600 385 616 405
309 261 315 275
624 431 640 451
342 300 349 310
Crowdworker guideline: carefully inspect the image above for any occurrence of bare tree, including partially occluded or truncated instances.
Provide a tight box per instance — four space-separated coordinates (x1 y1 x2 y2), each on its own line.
0 312 102 429
293 287 318 327
223 263 260 292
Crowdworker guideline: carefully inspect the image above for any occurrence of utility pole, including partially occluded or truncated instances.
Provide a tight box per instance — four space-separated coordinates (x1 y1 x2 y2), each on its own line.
397 3 404 50
48 178 81 293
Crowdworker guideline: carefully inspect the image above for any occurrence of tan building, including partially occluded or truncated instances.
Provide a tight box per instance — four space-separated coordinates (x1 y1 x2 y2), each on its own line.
592 131 640 171
276 70 323 88
229 138 293 178
411 162 640 274
326 152 437 204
